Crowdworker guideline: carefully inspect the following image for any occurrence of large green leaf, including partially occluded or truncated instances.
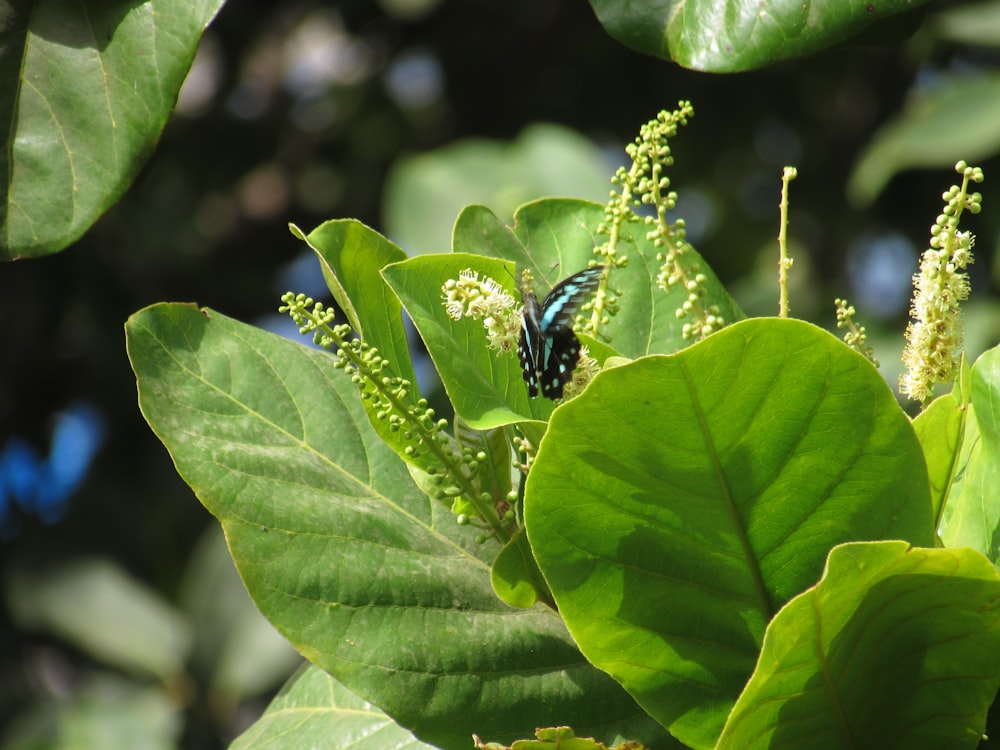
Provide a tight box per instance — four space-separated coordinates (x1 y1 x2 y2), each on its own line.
230 665 437 750
718 542 1000 750
525 318 934 750
940 344 1000 561
588 0 931 73
0 0 225 259
126 303 671 750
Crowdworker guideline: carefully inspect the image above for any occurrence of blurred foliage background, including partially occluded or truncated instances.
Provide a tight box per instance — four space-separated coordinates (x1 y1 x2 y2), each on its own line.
1 0 999 748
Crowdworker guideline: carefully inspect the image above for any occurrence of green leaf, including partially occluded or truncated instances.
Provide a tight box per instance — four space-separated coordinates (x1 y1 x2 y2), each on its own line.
230 664 438 750
389 201 741 428
588 0 932 73
717 542 1000 750
290 219 445 471
383 252 548 427
848 74 1000 207
912 393 967 531
292 220 416 388
384 123 611 257
1 0 225 259
940 344 1000 561
127 303 672 750
491 529 551 609
5 557 191 679
456 200 742 360
525 318 934 750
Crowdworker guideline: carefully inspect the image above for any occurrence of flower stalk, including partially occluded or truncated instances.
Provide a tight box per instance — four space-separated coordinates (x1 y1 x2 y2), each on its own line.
280 292 511 542
899 162 983 406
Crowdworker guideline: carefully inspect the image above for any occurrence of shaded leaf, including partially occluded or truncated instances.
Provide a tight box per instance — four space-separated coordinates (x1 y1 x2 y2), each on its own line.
491 529 550 609
178 526 301 701
1 0 225 259
933 0 1000 48
5 557 191 679
384 123 611 257
454 415 513 513
3 674 180 750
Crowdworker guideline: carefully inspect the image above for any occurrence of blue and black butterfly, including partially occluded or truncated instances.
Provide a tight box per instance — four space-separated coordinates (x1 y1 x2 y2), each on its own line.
518 266 605 400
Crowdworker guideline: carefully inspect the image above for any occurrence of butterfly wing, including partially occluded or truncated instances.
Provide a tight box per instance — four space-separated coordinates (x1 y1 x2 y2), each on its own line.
519 266 604 400
538 326 583 399
518 290 543 398
538 266 605 331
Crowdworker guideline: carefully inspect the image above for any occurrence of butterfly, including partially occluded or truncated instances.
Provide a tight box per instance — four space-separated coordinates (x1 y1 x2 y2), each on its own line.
518 265 605 400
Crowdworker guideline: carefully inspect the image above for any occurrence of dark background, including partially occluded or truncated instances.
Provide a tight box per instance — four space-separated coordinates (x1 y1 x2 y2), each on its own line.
1 0 997 747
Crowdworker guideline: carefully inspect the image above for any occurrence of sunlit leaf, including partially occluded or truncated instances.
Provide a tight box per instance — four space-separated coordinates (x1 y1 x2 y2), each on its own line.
940 344 1000 561
718 542 1000 750
526 318 934 749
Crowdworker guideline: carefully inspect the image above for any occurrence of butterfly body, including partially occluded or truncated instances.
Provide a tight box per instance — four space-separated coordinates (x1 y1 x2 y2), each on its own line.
518 266 604 400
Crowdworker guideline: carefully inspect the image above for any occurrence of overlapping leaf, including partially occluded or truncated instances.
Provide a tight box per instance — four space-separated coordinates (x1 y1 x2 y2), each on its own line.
525 318 934 749
126 303 672 750
940 345 1000 561
231 665 438 750
718 542 1000 749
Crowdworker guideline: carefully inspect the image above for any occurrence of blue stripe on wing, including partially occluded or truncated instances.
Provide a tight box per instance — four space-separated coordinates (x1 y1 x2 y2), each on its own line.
518 266 604 400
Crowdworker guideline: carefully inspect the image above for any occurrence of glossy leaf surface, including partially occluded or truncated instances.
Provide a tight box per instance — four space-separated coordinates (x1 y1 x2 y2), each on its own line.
589 0 932 72
526 318 934 749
